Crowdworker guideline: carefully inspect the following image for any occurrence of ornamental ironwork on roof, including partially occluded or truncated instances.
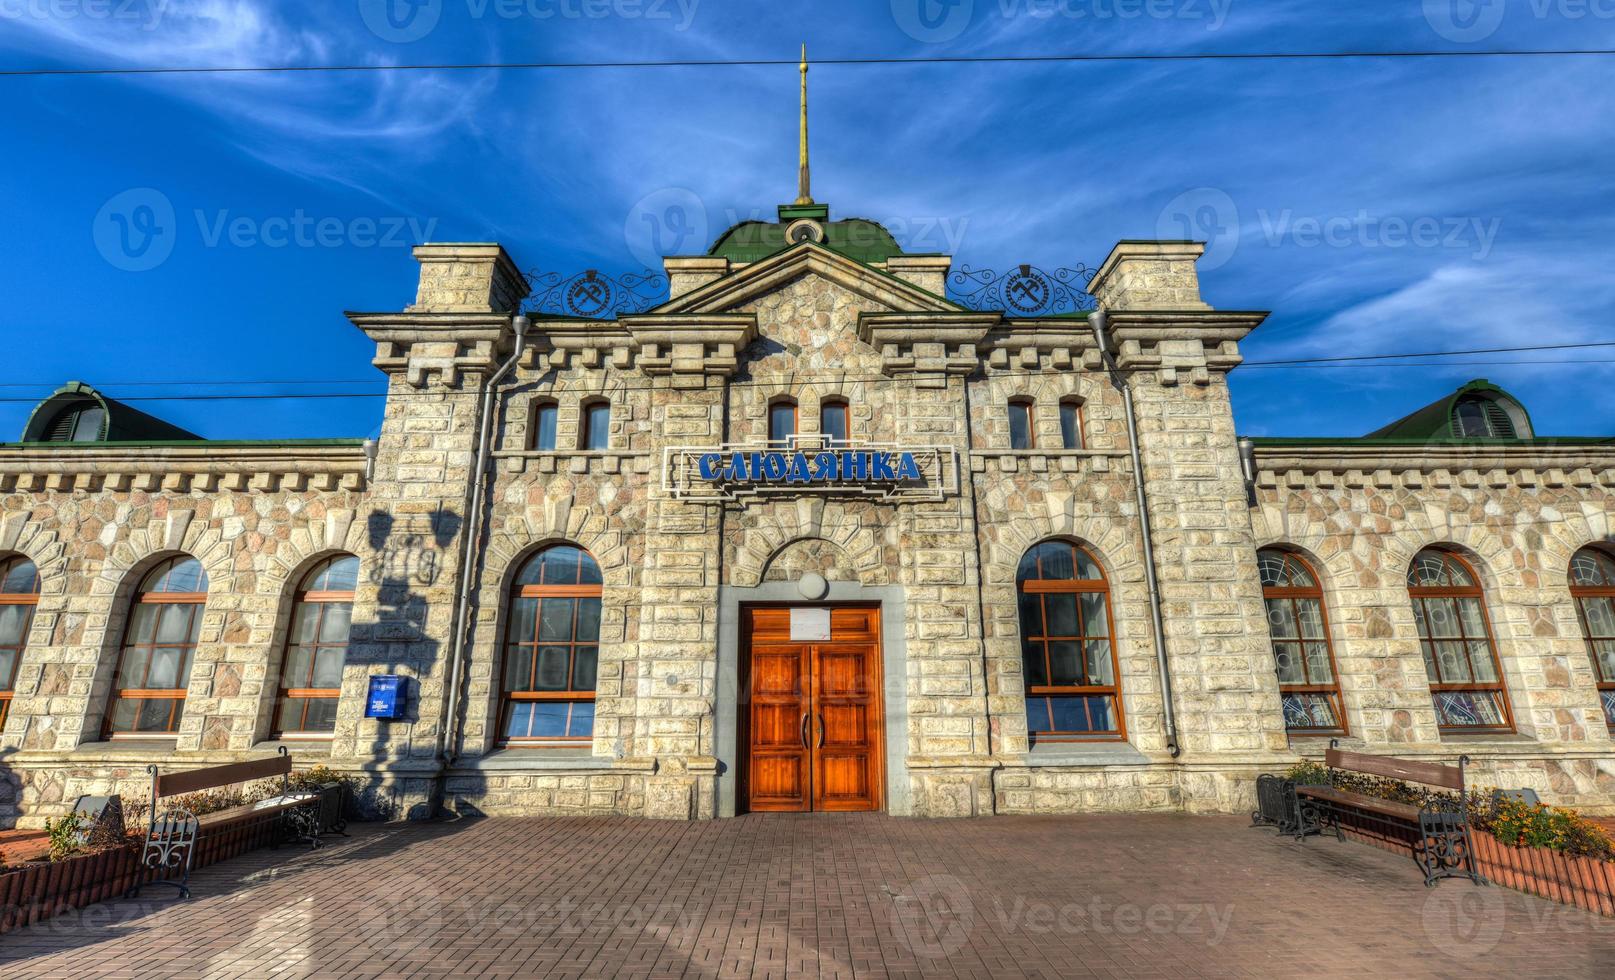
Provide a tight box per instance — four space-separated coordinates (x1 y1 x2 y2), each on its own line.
946 263 1098 317
522 268 669 320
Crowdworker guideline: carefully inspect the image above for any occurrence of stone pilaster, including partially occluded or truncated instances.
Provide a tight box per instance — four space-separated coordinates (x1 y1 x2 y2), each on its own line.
340 244 526 818
1091 245 1286 811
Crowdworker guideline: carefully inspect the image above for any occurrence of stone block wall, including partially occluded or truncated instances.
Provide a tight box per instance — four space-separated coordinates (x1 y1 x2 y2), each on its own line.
1251 449 1615 807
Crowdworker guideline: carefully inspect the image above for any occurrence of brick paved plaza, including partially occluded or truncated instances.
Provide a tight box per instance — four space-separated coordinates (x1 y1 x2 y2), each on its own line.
2 814 1613 978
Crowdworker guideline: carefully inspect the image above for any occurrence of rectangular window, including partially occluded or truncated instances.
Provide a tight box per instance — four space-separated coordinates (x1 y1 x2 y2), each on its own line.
820 402 848 446
582 402 610 451
1008 401 1034 450
533 403 557 451
1059 402 1083 450
769 401 797 447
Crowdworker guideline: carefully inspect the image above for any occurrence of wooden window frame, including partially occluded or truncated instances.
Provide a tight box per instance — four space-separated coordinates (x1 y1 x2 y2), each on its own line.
579 399 610 452
819 399 849 448
272 556 356 739
104 556 207 739
1569 546 1615 732
0 555 41 733
498 546 602 748
1408 550 1515 734
768 398 799 447
1258 549 1348 736
529 400 559 452
1017 540 1125 743
1008 399 1035 451
1058 399 1085 450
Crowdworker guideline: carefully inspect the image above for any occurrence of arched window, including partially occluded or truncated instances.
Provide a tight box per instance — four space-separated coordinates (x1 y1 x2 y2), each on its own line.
1017 540 1122 741
0 555 41 731
580 400 610 451
530 400 558 451
768 398 798 447
500 544 602 745
1008 399 1034 450
1568 546 1615 730
1452 395 1516 438
43 402 106 442
1258 549 1345 735
274 555 358 737
819 399 848 447
106 555 208 737
1408 548 1512 732
1058 399 1084 450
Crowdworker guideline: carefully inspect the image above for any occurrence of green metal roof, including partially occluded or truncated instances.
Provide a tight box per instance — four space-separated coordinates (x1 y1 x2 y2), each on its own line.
0 438 367 449
708 206 906 265
20 381 202 442
1364 379 1534 440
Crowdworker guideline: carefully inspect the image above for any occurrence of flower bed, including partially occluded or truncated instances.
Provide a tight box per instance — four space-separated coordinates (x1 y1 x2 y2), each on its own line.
0 777 348 935
1276 761 1615 916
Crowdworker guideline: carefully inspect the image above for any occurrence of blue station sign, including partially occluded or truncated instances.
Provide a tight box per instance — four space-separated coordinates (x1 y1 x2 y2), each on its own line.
664 439 959 502
696 449 924 485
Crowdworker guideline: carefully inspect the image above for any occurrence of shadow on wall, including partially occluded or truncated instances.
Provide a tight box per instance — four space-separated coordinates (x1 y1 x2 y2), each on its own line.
341 508 462 821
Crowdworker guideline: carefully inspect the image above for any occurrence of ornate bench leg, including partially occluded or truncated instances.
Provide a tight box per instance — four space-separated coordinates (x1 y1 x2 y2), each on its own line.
136 808 198 900
1417 803 1486 886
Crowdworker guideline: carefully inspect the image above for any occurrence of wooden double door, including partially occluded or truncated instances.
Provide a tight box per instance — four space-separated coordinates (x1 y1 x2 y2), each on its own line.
741 606 884 812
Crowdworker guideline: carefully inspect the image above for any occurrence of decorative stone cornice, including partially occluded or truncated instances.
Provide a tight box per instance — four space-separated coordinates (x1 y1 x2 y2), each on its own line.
1102 310 1268 385
622 314 758 384
857 312 998 383
346 312 511 388
1251 442 1615 492
0 443 368 493
985 318 1103 372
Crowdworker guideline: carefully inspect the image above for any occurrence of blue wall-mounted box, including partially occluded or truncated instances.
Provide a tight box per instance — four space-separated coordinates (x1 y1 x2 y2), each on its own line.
365 674 406 719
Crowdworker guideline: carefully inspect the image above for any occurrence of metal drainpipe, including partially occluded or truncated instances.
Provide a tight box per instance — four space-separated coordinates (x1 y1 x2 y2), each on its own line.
438 314 529 771
1091 309 1180 758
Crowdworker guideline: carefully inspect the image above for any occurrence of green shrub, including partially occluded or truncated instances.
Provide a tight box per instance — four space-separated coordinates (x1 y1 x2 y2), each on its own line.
44 813 85 862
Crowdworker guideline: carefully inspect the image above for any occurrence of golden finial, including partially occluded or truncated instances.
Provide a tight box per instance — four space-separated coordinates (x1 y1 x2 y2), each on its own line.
795 43 813 206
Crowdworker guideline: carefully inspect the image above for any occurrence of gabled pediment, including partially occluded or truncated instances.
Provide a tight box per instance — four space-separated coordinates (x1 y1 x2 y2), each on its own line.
651 241 962 316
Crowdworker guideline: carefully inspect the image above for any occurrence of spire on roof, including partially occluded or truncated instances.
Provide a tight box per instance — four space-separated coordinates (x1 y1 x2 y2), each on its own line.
795 44 813 206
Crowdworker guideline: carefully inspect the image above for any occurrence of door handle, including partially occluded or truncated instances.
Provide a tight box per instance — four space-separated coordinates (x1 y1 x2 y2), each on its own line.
801 712 811 749
817 713 825 748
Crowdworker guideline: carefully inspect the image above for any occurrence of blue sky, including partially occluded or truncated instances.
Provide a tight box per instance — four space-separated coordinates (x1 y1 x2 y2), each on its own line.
2 0 1613 440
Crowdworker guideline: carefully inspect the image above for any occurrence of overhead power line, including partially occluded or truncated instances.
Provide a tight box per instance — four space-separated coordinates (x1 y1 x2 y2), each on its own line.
6 48 1615 78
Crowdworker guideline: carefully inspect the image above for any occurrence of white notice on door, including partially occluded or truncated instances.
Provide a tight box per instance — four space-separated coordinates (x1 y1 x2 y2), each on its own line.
789 607 831 642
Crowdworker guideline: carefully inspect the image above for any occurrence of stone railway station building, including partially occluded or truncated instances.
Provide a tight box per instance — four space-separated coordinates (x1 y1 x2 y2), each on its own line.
3 194 1615 826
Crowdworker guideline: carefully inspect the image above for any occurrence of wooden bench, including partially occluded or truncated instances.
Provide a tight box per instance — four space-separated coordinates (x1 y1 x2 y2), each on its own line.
131 747 322 899
1294 740 1486 887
